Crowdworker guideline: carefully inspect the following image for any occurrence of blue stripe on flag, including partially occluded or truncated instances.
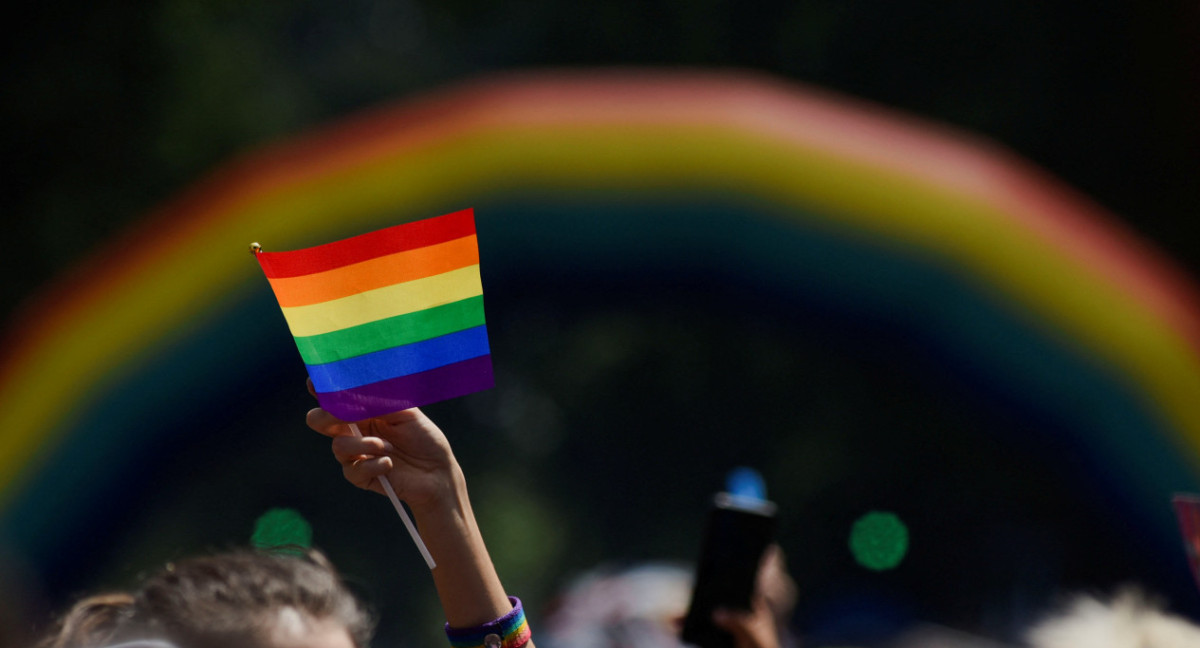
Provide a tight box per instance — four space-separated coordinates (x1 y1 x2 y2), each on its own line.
306 325 491 392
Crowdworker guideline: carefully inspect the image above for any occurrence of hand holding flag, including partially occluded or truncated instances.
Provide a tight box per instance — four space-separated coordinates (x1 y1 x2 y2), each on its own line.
306 402 457 515
307 397 521 633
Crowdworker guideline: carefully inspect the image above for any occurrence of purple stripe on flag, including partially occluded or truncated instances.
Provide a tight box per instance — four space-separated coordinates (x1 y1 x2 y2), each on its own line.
306 325 491 392
315 355 494 421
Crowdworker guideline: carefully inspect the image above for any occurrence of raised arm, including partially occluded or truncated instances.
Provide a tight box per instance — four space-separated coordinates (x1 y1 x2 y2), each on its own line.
307 399 534 647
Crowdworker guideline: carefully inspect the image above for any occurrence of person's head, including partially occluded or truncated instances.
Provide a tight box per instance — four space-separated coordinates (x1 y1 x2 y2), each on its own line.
1026 588 1200 648
538 562 695 648
40 549 374 648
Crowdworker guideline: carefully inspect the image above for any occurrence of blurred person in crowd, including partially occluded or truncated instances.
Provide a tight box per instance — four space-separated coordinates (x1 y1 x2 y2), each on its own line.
38 548 372 648
536 545 798 648
1025 588 1200 648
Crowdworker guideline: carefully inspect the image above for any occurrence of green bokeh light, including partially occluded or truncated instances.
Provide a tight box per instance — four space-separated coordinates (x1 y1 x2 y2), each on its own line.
251 507 313 555
849 511 909 571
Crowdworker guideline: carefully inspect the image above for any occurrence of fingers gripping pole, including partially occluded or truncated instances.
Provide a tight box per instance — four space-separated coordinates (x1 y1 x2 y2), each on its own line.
349 422 437 569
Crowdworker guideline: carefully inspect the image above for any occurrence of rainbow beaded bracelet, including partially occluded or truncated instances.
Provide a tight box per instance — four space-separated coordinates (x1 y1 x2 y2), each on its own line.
445 596 532 648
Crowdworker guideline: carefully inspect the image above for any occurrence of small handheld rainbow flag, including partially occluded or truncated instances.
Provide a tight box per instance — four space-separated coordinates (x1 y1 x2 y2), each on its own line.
254 208 493 422
1174 494 1200 594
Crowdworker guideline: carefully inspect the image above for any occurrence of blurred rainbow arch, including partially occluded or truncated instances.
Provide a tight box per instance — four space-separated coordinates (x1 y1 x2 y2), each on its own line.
4 69 1200 583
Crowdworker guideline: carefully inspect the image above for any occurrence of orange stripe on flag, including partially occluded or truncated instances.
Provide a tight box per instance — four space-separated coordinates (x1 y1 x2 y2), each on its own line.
266 234 480 307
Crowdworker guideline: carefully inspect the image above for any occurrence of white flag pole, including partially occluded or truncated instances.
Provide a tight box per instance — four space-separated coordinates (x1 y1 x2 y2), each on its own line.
348 422 436 569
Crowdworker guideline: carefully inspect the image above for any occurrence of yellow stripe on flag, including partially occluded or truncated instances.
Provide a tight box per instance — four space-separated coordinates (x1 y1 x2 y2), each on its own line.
279 265 483 337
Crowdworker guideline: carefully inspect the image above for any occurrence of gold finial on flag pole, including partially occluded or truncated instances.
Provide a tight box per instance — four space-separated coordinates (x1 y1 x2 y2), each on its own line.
249 242 262 254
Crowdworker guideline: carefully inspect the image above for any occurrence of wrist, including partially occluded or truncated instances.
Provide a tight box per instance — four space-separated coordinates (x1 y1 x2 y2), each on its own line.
407 461 470 522
445 596 531 648
408 463 511 628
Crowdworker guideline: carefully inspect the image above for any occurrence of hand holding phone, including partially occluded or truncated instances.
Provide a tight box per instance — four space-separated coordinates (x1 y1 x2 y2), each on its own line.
680 489 778 648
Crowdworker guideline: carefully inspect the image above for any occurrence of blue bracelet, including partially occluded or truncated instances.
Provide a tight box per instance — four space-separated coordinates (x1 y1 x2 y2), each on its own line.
445 596 531 648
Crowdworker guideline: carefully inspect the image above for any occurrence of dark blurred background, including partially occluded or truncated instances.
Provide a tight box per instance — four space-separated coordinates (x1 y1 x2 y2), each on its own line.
4 2 1200 647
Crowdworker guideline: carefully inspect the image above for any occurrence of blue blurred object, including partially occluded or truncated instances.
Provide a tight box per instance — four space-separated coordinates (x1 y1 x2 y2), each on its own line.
725 467 767 500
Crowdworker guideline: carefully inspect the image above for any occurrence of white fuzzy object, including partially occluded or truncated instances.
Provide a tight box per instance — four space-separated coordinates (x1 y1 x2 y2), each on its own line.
1026 590 1200 648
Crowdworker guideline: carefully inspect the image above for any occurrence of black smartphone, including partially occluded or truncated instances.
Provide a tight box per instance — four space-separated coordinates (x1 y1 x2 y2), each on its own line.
680 491 778 648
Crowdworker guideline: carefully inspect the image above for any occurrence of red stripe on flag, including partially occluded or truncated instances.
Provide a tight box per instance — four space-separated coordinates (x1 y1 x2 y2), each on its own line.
256 208 477 278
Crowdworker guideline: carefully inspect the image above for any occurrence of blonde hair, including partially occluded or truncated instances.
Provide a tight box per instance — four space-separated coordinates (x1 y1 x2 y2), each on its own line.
1027 589 1200 648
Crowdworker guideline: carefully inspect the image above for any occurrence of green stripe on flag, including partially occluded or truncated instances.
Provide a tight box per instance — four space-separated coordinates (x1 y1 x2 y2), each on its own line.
296 296 486 364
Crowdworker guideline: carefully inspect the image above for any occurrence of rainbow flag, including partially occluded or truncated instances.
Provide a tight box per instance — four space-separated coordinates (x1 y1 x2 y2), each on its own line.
1174 494 1200 594
255 208 493 421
